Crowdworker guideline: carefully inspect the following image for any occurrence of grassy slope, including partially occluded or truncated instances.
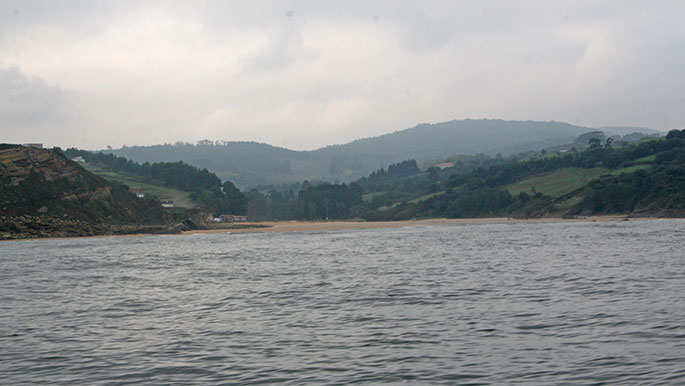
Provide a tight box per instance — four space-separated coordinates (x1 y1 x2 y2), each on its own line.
633 154 656 163
610 164 653 175
363 148 661 217
373 164 653 211
505 164 655 198
505 167 609 197
362 191 385 202
82 164 196 208
408 191 445 204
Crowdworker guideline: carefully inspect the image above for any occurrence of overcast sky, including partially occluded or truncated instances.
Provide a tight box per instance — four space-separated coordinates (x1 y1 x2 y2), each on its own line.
1 1 684 150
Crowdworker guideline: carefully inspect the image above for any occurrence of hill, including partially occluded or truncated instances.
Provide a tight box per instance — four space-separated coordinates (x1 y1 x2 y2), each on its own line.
63 148 249 217
106 141 309 189
243 129 685 221
80 163 197 208
0 144 173 239
105 119 656 188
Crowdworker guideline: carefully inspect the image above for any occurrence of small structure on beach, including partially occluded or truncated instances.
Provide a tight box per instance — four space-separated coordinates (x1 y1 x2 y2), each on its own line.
218 214 248 222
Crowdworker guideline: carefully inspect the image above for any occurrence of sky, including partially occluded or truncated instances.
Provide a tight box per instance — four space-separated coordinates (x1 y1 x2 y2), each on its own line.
1 1 684 150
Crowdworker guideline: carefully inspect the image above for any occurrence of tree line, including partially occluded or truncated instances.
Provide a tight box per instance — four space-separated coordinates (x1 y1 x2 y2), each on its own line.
64 149 248 215
244 130 685 220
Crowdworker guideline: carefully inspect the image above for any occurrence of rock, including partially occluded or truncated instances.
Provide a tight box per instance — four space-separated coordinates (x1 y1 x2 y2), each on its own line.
167 223 185 233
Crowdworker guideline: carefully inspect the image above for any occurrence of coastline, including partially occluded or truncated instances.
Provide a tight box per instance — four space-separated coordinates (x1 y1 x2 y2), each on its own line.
0 215 670 242
181 215 657 236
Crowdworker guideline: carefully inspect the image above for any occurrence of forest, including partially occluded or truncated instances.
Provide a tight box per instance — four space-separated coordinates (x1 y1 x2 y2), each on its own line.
105 119 643 188
244 130 685 221
63 148 248 215
59 130 684 222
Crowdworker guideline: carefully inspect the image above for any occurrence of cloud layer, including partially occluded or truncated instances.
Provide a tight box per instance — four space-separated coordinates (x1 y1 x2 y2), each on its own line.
1 0 683 150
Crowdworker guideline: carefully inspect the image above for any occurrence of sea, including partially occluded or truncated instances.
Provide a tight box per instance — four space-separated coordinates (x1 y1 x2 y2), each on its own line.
1 219 684 385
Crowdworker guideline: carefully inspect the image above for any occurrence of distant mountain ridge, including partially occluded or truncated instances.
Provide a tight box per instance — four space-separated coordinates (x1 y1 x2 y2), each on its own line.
105 119 658 188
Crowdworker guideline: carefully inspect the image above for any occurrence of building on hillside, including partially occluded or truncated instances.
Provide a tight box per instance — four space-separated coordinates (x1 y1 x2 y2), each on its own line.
71 156 86 163
436 162 455 169
219 214 248 222
161 200 174 208
129 188 145 198
23 143 43 149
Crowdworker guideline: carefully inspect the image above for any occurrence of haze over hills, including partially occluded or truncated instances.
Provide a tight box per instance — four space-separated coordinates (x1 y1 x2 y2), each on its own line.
105 119 659 188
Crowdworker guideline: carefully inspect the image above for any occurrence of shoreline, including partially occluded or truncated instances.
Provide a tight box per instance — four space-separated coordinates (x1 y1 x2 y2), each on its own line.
0 215 671 242
181 215 659 236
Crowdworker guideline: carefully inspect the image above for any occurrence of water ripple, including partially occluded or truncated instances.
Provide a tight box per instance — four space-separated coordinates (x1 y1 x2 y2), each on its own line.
1 219 685 384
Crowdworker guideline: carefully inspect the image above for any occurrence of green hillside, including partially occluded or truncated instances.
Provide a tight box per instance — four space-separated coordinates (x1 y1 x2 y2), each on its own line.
82 163 196 208
505 167 608 197
105 119 657 188
0 145 163 220
243 130 684 221
64 148 248 216
609 164 653 175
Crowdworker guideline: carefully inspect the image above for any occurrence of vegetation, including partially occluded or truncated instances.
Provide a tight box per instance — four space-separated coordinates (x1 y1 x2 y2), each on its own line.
571 130 685 214
64 148 248 215
2 128 682 236
106 119 655 188
82 163 196 208
505 167 608 197
0 145 167 224
240 130 684 221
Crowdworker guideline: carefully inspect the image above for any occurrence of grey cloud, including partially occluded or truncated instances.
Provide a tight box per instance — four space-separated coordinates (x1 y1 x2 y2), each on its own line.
245 20 317 73
0 65 72 128
0 0 132 36
0 1 684 150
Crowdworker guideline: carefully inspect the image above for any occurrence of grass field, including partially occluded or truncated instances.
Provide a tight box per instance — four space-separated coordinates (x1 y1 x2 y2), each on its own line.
82 164 196 208
361 191 386 202
408 191 445 204
633 154 656 163
610 164 653 175
506 160 655 199
505 167 609 198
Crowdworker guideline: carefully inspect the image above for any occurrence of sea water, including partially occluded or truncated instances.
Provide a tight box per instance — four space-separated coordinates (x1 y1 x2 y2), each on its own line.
1 220 684 384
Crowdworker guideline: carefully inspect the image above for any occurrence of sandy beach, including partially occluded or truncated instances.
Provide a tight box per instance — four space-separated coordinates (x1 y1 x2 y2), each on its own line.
2 215 665 242
182 215 650 236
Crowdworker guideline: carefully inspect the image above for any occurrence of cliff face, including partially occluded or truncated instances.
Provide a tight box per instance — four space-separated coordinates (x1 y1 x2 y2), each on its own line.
0 144 167 224
1 145 80 186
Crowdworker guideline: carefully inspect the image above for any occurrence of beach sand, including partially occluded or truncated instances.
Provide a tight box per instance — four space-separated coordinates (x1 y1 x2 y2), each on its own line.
182 215 645 236
2 215 665 242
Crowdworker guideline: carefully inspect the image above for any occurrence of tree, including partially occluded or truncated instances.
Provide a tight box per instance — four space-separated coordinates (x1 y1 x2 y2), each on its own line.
588 137 602 149
246 190 267 221
427 166 440 181
222 181 248 215
666 129 685 140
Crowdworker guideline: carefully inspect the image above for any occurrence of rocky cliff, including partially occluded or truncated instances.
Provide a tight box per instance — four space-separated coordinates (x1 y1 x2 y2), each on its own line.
0 144 172 239
1 145 81 186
